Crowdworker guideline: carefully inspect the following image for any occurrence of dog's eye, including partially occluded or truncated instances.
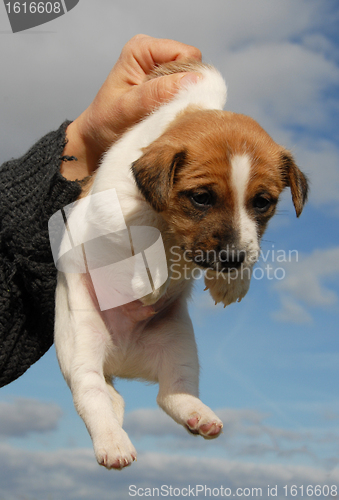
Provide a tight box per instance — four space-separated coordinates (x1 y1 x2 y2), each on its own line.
190 192 212 207
253 195 271 213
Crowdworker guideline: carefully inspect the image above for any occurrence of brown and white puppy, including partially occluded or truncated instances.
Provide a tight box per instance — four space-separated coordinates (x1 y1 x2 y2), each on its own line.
53 61 308 470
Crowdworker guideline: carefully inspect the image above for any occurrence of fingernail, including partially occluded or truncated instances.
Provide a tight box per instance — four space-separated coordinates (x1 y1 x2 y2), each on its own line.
180 72 202 87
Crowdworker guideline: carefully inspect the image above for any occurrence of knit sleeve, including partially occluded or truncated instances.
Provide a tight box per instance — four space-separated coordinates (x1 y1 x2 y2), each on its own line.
0 121 82 387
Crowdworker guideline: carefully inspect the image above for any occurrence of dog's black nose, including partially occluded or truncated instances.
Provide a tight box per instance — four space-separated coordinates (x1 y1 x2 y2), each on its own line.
219 249 246 271
234 250 246 266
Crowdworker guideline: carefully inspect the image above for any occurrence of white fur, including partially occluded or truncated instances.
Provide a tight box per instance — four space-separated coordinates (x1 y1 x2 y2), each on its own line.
231 154 259 263
54 67 251 470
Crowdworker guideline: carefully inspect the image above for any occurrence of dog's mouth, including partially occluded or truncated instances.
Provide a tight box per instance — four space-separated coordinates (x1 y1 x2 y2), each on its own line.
194 260 240 274
191 250 247 274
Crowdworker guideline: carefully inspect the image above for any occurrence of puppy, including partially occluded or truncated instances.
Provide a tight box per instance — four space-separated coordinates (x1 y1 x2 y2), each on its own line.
53 61 308 469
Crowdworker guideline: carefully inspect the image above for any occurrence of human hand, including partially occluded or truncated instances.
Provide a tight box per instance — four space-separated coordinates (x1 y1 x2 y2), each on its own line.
61 34 202 181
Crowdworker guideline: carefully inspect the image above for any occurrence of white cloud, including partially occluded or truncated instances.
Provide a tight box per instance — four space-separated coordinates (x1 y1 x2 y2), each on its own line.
0 398 62 438
272 295 313 324
124 408 181 438
272 247 339 322
125 407 273 442
220 42 339 127
104 0 321 53
0 443 338 500
0 402 337 498
297 140 339 207
124 407 338 469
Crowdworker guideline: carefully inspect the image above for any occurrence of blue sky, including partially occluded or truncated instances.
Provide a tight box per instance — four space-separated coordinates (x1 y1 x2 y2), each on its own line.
0 1 339 498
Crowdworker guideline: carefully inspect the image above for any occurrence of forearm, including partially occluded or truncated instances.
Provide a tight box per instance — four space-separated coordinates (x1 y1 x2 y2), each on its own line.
0 121 82 386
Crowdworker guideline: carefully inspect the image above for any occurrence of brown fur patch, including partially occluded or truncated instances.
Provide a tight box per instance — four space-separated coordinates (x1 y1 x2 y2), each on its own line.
147 60 209 80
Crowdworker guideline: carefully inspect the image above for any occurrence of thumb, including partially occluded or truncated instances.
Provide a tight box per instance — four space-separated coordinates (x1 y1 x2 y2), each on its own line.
112 71 202 136
140 71 202 112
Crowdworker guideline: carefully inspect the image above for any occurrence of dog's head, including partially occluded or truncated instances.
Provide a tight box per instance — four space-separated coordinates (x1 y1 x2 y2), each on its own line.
131 109 308 274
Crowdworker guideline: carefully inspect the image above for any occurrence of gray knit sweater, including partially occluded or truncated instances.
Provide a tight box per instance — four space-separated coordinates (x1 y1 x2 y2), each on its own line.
0 121 82 387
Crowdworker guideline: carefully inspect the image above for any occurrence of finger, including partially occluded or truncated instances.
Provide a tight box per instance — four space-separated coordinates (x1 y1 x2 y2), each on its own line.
144 36 202 67
123 71 202 123
144 71 202 107
121 34 202 78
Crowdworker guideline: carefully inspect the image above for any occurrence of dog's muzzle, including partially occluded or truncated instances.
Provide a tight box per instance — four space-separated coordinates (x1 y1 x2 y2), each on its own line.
193 249 246 273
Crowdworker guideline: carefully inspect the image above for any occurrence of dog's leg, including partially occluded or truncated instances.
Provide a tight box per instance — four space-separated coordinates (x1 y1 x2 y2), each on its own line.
55 273 136 470
105 377 125 427
155 301 223 439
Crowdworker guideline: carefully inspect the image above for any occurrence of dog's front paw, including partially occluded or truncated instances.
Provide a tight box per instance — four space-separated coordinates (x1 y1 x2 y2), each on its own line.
186 413 223 439
204 266 252 307
94 429 137 470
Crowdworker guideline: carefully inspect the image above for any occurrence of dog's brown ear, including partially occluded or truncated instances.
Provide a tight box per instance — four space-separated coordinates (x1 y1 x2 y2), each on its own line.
281 152 309 217
131 144 186 212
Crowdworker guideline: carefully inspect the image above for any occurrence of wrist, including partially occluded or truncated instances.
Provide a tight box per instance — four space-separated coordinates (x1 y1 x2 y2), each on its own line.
60 115 103 181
